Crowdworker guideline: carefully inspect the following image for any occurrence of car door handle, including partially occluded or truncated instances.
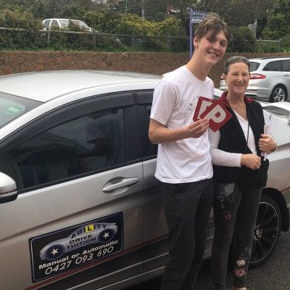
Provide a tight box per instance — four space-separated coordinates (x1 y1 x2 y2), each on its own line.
102 177 140 193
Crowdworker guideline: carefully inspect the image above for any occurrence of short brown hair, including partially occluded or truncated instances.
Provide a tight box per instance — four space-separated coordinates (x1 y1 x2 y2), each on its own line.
224 56 250 74
195 13 230 43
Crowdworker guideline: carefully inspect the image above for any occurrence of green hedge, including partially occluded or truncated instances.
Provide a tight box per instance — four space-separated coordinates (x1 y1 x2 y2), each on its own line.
0 9 288 53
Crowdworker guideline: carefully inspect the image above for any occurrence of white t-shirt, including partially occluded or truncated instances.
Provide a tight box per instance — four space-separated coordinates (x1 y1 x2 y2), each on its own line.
150 65 214 184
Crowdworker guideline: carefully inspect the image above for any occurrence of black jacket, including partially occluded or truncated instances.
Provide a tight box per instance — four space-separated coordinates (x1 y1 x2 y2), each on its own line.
213 92 267 189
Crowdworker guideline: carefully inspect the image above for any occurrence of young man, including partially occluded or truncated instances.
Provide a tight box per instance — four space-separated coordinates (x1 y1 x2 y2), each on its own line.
149 13 230 290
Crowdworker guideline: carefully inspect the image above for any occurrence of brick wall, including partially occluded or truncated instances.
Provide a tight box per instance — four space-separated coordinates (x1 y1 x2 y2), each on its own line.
1 51 289 87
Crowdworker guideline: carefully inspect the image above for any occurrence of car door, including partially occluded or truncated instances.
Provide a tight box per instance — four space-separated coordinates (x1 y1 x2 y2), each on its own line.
135 90 169 272
263 60 283 82
282 59 290 94
0 92 144 290
134 89 215 268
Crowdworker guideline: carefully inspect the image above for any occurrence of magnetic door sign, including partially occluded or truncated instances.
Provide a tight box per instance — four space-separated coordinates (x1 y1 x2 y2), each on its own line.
193 96 232 132
29 212 123 282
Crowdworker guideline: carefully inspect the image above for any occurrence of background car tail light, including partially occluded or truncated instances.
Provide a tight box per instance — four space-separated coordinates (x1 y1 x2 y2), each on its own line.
250 73 266 79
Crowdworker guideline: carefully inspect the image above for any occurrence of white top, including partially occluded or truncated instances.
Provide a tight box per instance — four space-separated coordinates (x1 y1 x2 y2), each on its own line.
209 110 270 167
150 65 214 183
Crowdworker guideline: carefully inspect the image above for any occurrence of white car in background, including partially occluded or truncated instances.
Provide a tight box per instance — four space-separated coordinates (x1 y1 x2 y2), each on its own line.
42 18 93 32
0 72 289 289
220 57 290 102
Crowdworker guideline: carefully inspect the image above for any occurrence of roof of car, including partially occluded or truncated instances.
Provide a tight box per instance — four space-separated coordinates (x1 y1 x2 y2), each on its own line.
0 70 161 102
43 18 78 21
249 57 290 62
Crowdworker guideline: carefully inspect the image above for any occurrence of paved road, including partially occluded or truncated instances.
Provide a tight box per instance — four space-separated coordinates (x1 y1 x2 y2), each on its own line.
126 231 290 290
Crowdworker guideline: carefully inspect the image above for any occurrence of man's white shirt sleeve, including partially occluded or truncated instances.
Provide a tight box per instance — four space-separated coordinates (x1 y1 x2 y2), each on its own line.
150 79 177 125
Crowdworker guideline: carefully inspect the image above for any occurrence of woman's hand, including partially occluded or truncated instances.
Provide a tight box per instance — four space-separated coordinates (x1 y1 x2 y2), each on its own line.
258 134 277 154
241 154 261 170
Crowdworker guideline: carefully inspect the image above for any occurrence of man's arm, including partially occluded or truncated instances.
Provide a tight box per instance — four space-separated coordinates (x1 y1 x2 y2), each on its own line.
149 118 209 144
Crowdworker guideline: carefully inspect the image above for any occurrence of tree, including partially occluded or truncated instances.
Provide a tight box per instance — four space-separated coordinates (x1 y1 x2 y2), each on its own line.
228 26 257 52
27 0 98 18
111 0 185 20
261 0 290 39
197 0 276 26
262 13 288 39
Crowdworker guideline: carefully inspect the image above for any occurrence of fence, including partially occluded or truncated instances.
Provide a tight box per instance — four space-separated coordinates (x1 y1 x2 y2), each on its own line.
45 30 190 52
0 26 189 52
0 27 284 53
256 39 283 52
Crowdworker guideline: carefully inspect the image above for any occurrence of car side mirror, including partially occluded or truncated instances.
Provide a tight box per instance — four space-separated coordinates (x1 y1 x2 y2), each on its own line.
0 172 18 204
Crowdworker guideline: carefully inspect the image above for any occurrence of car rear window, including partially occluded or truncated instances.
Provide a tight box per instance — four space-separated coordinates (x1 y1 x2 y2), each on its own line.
0 93 40 128
59 19 69 28
249 62 260 72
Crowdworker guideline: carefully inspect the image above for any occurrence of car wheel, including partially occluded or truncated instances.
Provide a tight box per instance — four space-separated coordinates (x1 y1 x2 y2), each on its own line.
250 195 281 267
269 85 287 102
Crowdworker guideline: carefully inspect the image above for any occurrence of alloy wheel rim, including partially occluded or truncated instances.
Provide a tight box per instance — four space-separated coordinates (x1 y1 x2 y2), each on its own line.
274 88 285 102
251 201 280 264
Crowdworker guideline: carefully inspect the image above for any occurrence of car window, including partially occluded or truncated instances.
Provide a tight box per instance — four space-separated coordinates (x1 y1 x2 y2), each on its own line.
51 20 59 29
43 20 50 29
263 61 282 71
282 60 290 72
59 19 70 28
141 104 157 158
5 108 126 190
135 90 157 158
0 93 40 128
249 62 260 72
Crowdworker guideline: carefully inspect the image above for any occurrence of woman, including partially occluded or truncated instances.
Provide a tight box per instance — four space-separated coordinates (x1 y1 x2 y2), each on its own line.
209 56 277 290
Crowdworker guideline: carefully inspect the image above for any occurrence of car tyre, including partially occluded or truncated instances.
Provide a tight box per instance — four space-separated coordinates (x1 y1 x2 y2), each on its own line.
269 85 287 102
250 195 281 268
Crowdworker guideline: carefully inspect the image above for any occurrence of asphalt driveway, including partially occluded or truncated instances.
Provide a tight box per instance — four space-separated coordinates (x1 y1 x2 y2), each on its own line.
126 231 290 290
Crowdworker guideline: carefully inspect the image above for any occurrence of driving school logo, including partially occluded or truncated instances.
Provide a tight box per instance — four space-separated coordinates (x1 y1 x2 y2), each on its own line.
39 222 117 260
29 213 123 282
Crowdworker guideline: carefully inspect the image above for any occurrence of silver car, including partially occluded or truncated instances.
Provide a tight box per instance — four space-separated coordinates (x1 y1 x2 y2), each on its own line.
0 71 289 290
220 57 290 102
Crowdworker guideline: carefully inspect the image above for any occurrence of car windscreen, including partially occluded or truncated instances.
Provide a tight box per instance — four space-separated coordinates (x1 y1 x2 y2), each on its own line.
249 62 260 72
0 93 40 128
